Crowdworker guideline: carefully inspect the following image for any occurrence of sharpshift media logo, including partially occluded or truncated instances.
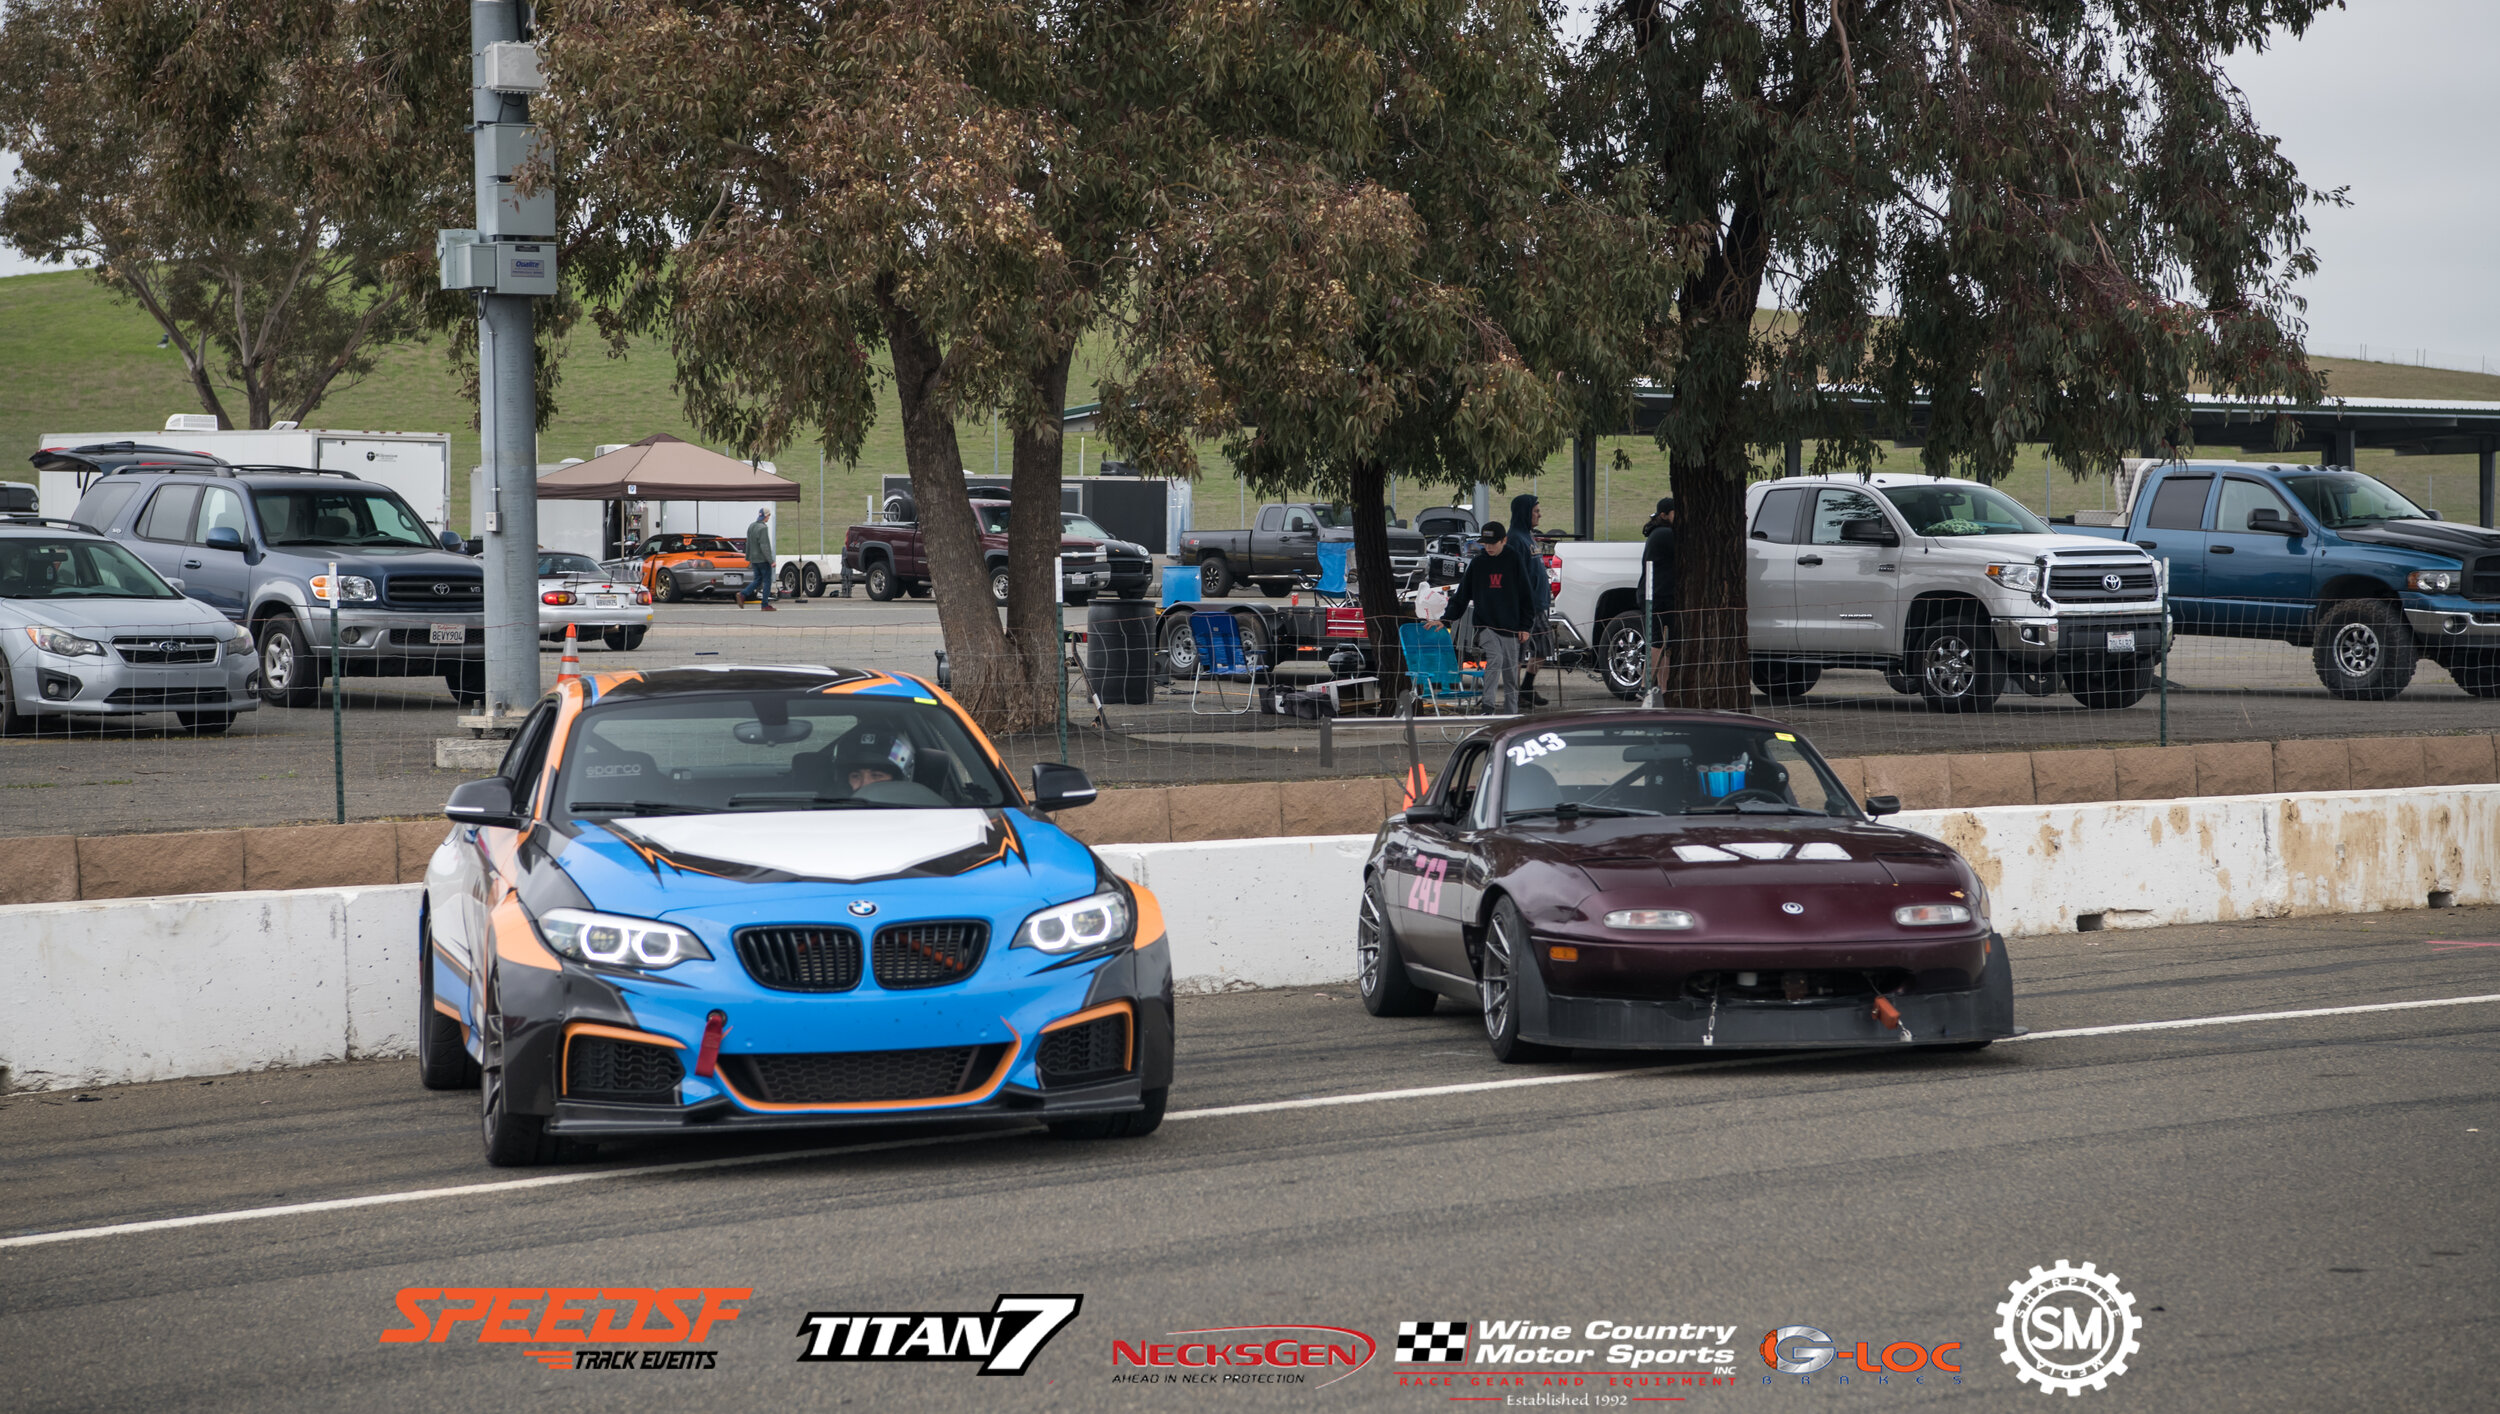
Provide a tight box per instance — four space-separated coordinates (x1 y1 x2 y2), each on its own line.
795 1294 1081 1376
1996 1260 2143 1395
380 1287 747 1371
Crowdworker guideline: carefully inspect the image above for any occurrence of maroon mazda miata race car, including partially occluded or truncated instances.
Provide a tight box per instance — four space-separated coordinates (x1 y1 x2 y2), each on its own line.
1357 710 2014 1061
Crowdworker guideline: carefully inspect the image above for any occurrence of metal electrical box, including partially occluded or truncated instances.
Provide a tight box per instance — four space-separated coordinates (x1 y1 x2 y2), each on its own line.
475 123 554 239
437 230 556 297
478 41 546 93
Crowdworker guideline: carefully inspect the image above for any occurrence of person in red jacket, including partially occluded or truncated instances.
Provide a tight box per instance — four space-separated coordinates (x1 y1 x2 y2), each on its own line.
1440 522 1535 713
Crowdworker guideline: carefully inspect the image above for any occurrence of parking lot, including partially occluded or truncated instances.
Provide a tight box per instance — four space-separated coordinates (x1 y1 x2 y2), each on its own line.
3 591 2497 837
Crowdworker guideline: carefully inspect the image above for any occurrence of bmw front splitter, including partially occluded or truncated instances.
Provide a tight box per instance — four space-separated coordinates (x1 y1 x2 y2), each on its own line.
544 1074 1152 1140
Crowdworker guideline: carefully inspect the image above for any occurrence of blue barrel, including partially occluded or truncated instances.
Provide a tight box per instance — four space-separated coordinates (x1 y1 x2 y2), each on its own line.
1160 564 1199 609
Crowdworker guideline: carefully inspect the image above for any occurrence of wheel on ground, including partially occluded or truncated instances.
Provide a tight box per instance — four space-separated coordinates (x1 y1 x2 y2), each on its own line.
1358 873 1436 1017
480 1060 558 1166
255 615 321 708
802 564 824 597
1482 898 1564 1063
863 558 897 601
445 662 486 708
1749 659 1821 704
905 580 931 598
652 571 680 603
1258 580 1291 598
602 626 648 651
990 564 1012 606
418 912 480 1090
1913 612 2002 712
2068 659 2153 710
2446 653 2500 698
0 663 39 735
1598 611 1648 700
778 563 801 596
1157 611 1199 676
2311 598 2417 700
177 711 235 734
1198 556 1234 598
1046 1085 1168 1140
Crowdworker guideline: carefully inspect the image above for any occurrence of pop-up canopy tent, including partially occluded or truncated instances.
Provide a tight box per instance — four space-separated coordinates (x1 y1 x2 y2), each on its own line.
533 432 800 502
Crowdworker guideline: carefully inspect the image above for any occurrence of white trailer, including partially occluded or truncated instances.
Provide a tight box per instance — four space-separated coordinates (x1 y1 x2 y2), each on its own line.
35 418 454 530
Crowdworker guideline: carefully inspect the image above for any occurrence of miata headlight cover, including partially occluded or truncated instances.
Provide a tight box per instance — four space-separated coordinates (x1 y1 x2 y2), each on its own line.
1604 908 1697 930
1014 890 1132 953
1894 903 1973 927
537 907 711 968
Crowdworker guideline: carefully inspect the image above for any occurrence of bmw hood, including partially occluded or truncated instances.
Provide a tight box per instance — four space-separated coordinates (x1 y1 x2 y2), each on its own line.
552 807 1104 922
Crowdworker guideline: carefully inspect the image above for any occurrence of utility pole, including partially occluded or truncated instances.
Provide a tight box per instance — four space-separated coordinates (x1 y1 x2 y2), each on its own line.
437 2 555 722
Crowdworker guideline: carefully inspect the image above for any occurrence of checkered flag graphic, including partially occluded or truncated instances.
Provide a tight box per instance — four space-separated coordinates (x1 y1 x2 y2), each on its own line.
1397 1320 1470 1363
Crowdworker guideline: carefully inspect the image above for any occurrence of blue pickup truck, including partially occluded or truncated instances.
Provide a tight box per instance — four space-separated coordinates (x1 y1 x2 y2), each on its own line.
2065 461 2500 699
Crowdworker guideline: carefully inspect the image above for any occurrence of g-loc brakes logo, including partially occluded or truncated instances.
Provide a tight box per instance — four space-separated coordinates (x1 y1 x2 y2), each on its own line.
795 1294 1080 1376
1761 1326 1961 1380
1995 1260 2142 1395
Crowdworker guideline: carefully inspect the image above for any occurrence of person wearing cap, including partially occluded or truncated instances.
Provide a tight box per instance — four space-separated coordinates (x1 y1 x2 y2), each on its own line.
739 506 777 610
1439 520 1534 714
1507 492 1552 706
1640 497 1677 689
834 726 914 794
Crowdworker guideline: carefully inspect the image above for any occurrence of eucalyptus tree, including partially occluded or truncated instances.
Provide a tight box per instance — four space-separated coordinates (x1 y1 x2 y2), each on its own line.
1559 0 2341 704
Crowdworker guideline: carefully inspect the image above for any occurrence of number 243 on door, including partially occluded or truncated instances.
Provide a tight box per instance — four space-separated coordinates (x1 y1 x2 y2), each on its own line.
1406 856 1448 914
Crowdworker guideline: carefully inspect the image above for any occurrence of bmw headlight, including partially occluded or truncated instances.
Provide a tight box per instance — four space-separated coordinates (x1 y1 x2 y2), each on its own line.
1985 564 2042 592
1604 908 1697 930
537 908 712 968
1894 903 1973 927
23 625 104 658
1013 890 1133 953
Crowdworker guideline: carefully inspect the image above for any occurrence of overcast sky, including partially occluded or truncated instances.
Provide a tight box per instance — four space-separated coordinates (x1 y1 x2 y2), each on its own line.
2 2 2489 363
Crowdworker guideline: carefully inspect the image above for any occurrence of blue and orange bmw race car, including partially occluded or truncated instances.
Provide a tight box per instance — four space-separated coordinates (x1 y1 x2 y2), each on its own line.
418 665 1173 1165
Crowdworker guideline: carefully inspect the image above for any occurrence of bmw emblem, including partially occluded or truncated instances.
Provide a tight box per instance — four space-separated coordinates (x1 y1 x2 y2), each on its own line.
1780 902 1804 915
846 900 877 917
2101 573 2123 592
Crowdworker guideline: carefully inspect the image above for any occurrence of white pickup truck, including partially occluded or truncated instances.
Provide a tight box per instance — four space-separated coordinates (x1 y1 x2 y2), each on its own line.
1552 473 2169 711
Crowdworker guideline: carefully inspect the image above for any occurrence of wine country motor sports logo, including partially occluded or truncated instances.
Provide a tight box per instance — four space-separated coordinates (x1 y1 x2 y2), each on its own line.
1995 1261 2143 1395
1396 1321 1470 1363
1393 1318 1745 1398
795 1294 1081 1376
380 1287 748 1370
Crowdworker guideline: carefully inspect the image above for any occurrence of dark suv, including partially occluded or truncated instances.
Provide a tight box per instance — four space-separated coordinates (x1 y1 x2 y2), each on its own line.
55 454 487 706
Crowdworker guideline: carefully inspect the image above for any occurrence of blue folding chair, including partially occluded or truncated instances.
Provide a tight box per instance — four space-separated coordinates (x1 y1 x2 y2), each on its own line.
1311 541 1354 606
1396 622 1482 710
1188 611 1264 714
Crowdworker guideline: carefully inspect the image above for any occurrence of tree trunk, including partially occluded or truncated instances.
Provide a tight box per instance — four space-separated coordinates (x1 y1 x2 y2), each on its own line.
997 344 1077 735
1347 457 1407 702
878 286 1014 713
1665 449 1749 708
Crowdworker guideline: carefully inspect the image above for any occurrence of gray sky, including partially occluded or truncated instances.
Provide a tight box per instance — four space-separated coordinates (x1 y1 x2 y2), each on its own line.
3 2 2490 364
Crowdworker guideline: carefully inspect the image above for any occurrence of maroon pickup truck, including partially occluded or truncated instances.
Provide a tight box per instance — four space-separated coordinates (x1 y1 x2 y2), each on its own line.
844 498 1153 604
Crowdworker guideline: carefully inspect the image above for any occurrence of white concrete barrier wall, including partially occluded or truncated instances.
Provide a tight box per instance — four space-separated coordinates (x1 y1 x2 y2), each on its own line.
4 786 2494 1089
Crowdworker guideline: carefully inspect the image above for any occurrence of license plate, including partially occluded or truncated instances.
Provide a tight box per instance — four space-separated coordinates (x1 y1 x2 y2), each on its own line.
2106 630 2136 654
429 623 465 645
591 596 619 607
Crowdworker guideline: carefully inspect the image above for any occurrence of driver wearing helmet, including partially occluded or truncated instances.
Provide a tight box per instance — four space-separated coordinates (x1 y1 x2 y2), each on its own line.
835 726 916 794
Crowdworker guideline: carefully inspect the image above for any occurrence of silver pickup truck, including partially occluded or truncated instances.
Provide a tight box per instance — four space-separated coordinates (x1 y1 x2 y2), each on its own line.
1552 473 2168 712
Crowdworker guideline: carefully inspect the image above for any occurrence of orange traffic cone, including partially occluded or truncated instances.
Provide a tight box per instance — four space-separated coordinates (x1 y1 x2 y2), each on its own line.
557 623 581 688
1399 763 1430 810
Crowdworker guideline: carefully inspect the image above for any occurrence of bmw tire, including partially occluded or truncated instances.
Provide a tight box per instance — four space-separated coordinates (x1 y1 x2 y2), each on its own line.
417 910 480 1090
1047 1086 1168 1140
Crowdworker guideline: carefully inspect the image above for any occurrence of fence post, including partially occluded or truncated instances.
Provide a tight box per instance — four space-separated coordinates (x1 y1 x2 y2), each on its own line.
327 559 344 824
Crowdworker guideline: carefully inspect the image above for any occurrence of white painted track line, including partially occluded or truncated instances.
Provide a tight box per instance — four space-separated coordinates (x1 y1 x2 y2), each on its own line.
6 992 2496 1251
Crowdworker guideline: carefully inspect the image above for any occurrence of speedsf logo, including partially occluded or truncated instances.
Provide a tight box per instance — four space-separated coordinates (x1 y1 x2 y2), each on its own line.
380 1287 747 1370
795 1294 1080 1376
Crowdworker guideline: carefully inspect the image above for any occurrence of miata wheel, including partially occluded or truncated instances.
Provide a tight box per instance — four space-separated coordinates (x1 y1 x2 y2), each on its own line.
1357 873 1436 1017
1481 898 1564 1064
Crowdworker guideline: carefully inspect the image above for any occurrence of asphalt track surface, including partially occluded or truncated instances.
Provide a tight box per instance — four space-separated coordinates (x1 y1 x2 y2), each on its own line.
5 592 2497 837
5 908 2497 1412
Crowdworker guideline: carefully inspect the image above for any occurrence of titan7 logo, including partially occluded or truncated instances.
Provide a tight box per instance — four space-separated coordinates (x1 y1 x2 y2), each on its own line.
795 1294 1082 1376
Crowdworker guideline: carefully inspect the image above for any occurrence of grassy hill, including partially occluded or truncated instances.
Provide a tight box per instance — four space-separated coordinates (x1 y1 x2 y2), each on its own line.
5 267 2493 549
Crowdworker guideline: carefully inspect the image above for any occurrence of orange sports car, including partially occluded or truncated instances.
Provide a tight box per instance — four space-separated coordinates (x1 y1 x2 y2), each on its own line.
604 533 753 602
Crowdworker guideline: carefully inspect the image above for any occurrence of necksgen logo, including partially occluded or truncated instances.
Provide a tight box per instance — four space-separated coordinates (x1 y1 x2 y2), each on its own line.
1113 1325 1378 1389
795 1294 1081 1376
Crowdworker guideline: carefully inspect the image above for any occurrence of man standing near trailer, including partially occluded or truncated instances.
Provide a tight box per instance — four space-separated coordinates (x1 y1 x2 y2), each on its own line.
741 506 778 611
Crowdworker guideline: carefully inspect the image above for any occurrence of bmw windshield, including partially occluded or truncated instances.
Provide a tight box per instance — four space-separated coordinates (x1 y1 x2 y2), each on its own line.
557 693 1014 821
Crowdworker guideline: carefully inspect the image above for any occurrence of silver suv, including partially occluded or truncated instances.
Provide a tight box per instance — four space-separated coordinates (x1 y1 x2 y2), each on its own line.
66 463 487 707
0 516 257 733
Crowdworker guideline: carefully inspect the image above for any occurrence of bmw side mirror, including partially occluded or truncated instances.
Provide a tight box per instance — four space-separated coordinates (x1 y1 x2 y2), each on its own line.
445 776 525 829
1029 762 1097 812
203 526 245 552
1864 794 1902 818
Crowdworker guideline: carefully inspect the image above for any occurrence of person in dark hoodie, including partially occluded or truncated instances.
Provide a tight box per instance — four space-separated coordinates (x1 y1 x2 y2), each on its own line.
1440 521 1534 713
1507 492 1552 706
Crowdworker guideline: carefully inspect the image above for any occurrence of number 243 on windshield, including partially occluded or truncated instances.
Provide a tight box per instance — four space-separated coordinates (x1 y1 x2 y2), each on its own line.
1505 733 1567 768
